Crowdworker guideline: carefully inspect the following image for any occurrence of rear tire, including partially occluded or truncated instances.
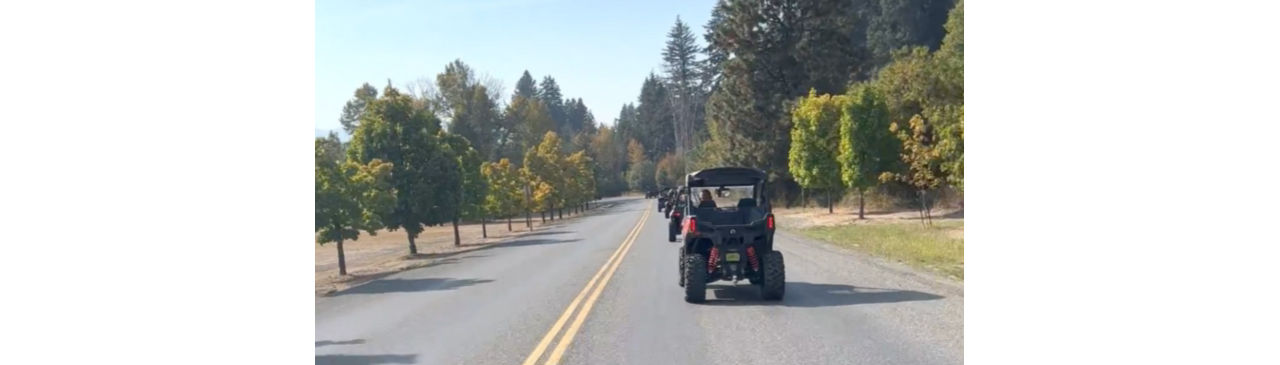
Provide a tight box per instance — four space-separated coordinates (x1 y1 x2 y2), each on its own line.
668 225 677 242
760 251 785 300
684 253 707 303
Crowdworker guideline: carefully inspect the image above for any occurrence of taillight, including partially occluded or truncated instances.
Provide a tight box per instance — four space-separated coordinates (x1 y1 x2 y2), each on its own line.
687 217 697 234
766 214 774 230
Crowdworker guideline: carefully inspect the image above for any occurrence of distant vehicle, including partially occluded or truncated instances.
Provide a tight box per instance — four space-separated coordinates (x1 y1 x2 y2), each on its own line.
676 167 784 303
662 186 681 219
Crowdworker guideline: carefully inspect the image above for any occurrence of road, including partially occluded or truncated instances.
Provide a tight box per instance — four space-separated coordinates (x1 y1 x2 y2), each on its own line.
316 197 963 365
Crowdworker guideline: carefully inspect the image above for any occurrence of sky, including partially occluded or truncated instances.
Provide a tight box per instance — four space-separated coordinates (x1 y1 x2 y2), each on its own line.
316 0 716 138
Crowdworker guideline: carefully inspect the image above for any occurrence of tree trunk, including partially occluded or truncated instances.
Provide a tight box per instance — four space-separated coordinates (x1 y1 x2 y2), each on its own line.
481 216 487 238
924 190 934 226
408 234 418 255
558 207 563 220
452 217 461 246
507 216 512 231
526 209 532 231
858 189 865 219
337 238 347 276
828 190 834 214
921 189 931 225
541 211 546 223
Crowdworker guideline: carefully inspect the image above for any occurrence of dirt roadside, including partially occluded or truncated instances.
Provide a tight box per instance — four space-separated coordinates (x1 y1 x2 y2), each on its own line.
315 204 615 297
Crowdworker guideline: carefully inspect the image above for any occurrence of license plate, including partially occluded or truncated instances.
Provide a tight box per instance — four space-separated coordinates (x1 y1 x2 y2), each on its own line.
725 252 740 262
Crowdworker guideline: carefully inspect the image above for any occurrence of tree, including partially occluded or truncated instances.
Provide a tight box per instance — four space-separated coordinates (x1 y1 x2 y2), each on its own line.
838 83 901 218
523 132 567 220
562 98 593 143
443 134 486 244
627 139 646 166
627 160 657 192
316 140 394 275
436 60 502 160
873 0 963 221
863 0 956 69
788 90 844 213
565 151 596 212
482 158 522 231
635 74 675 160
702 0 861 196
347 85 452 255
539 76 567 134
499 95 554 165
934 0 964 193
514 70 538 99
317 131 345 164
587 126 627 197
662 16 708 158
654 153 685 188
338 83 378 135
883 113 945 225
613 103 640 147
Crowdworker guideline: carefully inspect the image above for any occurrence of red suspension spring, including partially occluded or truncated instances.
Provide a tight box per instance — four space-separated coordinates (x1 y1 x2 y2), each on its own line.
707 247 719 273
747 246 759 272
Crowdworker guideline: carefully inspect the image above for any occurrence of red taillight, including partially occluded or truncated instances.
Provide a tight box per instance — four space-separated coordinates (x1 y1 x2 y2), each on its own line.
687 217 697 234
766 215 774 230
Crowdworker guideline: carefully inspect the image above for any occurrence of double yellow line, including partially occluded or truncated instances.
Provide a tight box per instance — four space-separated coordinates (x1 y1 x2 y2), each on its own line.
521 206 651 365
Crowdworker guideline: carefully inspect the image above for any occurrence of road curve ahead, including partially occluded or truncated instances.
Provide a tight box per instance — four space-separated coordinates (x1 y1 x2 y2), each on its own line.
316 196 962 365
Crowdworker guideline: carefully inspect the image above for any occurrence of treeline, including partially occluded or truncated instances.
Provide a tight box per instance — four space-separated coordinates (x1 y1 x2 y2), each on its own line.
790 0 963 223
616 0 963 213
316 61 619 275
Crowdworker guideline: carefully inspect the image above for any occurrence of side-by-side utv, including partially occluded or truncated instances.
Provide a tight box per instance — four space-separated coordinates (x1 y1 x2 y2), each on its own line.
676 167 785 303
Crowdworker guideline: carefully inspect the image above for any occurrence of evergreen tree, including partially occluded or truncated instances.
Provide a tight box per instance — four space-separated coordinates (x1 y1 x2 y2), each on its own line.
635 73 674 160
514 70 538 99
338 83 378 135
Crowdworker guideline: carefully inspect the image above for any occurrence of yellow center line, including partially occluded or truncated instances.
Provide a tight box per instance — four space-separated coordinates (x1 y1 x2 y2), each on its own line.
543 211 650 364
520 204 650 365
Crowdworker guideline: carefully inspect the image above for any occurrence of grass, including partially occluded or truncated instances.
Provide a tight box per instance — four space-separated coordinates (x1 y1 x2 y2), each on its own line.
794 220 964 279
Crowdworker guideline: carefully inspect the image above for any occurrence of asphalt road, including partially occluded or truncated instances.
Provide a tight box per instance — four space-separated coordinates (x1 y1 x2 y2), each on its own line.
316 197 963 365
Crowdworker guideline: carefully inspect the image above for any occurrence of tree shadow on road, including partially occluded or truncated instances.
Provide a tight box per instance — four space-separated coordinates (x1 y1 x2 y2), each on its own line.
315 354 416 365
487 237 580 248
332 278 494 296
704 282 943 307
315 339 365 347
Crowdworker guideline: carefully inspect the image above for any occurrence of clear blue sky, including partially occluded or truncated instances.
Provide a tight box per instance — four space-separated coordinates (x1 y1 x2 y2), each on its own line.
316 0 716 138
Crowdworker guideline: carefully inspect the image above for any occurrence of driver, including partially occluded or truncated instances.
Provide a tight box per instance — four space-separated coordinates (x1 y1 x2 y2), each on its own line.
698 189 717 208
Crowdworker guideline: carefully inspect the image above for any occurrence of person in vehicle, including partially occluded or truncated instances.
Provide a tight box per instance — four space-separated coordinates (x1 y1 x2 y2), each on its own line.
698 189 717 208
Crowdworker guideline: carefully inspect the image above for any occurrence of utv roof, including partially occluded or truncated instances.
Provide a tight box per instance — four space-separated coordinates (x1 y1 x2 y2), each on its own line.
686 167 767 186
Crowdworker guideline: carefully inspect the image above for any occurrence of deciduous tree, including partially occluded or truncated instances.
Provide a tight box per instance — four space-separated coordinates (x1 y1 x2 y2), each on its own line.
347 85 451 255
316 140 394 275
838 83 900 218
788 90 844 213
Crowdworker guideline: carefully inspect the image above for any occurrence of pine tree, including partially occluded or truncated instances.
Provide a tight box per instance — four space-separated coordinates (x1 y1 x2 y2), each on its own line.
514 70 538 99
338 83 378 135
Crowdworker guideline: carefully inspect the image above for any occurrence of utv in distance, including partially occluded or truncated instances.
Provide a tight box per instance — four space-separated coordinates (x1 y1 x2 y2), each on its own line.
676 167 784 303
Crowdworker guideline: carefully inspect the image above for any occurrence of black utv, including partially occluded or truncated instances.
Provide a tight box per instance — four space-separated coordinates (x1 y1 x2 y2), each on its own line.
676 167 784 303
656 188 671 212
667 188 688 242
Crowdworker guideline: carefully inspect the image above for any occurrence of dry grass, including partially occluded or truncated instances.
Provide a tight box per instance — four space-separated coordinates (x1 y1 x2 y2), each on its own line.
775 206 964 280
